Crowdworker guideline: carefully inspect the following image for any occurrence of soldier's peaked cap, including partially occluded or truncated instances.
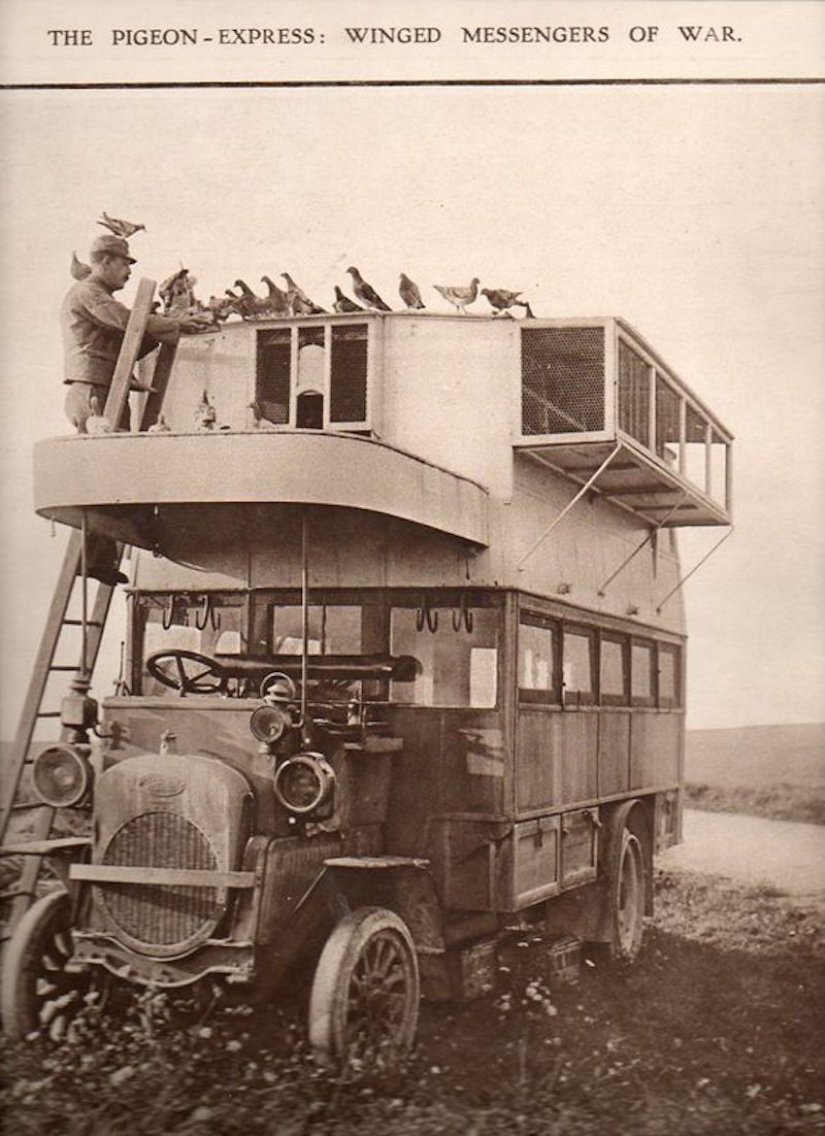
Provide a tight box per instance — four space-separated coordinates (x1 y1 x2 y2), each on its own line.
90 234 136 263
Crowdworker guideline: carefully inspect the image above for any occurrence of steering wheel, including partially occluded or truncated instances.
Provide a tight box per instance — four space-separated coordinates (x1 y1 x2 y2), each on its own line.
146 650 228 696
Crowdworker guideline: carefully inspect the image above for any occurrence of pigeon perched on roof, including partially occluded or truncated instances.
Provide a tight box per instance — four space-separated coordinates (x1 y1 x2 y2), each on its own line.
147 413 172 434
194 390 217 431
159 268 196 316
206 295 236 322
333 286 365 314
346 267 392 312
71 251 91 280
85 396 112 435
399 273 425 311
96 212 146 239
233 279 275 320
433 278 480 314
281 274 327 315
260 275 291 316
248 401 279 430
481 288 534 318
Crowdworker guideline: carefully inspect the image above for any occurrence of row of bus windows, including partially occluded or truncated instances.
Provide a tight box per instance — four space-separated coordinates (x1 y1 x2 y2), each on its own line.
137 596 680 711
520 614 681 708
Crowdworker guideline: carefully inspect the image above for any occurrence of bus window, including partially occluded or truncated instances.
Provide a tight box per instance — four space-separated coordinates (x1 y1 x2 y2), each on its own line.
139 595 245 695
390 606 499 708
519 615 559 703
271 605 362 655
599 635 628 706
631 640 656 706
658 644 681 708
563 628 595 706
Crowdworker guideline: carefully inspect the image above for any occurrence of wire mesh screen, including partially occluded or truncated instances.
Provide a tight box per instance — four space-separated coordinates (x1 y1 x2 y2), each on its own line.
521 327 605 435
655 374 681 463
330 324 368 423
256 329 291 424
618 340 651 446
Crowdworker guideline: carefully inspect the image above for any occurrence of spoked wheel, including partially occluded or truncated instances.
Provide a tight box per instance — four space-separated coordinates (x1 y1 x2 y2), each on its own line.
308 907 420 1064
1 890 90 1040
611 829 645 961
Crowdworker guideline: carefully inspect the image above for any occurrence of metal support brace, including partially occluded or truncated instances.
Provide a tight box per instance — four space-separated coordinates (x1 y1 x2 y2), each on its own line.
517 444 622 571
598 492 688 596
656 526 734 612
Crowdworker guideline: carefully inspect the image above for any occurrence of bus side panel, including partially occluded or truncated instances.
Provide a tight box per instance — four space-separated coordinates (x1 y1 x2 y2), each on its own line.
515 709 562 814
630 712 681 789
560 713 598 804
598 710 631 797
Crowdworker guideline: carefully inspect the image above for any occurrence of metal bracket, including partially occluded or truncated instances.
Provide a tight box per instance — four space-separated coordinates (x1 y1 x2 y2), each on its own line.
656 526 734 612
517 444 622 571
598 492 688 596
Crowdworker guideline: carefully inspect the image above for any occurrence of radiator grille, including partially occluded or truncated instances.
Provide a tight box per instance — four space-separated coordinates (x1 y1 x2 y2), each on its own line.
100 812 221 949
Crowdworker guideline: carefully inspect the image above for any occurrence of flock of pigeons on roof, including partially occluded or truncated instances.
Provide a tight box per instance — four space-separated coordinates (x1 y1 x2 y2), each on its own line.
71 213 536 329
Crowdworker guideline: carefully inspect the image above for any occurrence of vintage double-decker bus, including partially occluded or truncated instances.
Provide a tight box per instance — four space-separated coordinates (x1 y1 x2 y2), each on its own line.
0 291 732 1059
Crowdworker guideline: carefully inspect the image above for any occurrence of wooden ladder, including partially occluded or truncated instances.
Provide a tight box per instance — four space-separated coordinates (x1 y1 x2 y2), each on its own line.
0 279 177 942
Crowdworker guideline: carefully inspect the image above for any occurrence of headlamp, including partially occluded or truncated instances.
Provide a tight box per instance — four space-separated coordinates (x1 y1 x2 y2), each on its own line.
32 744 93 808
272 752 335 816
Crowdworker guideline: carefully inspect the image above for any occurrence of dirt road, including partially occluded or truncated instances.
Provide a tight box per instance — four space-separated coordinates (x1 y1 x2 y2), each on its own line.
662 808 825 905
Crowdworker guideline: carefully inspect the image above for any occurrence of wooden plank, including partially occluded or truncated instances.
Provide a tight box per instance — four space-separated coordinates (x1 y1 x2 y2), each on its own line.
1 838 91 855
102 278 157 429
70 865 255 888
140 339 179 429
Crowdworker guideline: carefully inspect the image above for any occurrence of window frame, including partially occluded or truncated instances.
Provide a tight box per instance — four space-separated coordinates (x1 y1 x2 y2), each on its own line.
518 611 561 705
657 642 682 709
562 624 597 708
630 636 657 708
598 631 630 707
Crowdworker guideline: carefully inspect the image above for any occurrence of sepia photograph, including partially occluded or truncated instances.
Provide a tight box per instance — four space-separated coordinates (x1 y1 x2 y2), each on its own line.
1 2 823 1132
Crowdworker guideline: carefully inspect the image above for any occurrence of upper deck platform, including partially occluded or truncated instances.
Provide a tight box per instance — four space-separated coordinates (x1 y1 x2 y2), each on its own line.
35 310 731 565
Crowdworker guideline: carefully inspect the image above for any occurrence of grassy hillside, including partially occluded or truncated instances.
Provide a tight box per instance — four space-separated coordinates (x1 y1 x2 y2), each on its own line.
686 723 825 788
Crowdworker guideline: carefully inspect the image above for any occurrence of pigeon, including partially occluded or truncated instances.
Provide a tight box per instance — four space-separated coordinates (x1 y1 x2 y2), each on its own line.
71 251 91 280
206 295 235 322
281 273 326 315
85 395 112 435
333 285 364 314
248 401 279 430
194 390 217 431
260 275 291 316
147 413 171 434
159 268 196 315
233 279 275 320
433 278 480 314
346 267 391 311
398 273 425 311
97 212 146 239
481 288 534 318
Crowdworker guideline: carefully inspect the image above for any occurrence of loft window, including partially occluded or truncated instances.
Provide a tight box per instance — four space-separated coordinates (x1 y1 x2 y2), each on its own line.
255 322 370 430
256 329 291 425
330 325 368 423
658 644 681 708
521 326 605 436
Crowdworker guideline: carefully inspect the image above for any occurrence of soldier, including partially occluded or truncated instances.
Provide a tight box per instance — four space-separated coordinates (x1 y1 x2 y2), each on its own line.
61 233 200 434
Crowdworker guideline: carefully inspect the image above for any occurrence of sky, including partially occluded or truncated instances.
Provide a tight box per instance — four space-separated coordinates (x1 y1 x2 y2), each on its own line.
1 81 824 733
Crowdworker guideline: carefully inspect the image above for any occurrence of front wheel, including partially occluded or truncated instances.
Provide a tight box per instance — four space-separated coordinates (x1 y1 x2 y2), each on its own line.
308 907 420 1064
1 890 88 1040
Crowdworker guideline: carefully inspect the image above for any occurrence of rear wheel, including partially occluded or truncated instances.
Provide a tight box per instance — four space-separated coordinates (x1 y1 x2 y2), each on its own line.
308 907 420 1064
1 890 88 1040
610 828 646 961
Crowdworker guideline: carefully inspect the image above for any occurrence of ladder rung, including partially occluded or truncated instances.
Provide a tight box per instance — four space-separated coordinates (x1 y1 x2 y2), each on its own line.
63 619 104 627
10 801 40 811
49 665 80 672
35 711 62 719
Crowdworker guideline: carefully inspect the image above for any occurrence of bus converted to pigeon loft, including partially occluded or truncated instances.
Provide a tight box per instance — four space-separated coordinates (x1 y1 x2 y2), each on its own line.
1 286 733 1060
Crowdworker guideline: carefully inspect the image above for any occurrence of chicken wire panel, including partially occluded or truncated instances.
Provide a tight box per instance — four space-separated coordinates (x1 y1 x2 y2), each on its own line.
655 374 681 464
256 329 291 424
521 327 605 436
683 403 709 493
617 340 650 447
330 324 368 423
